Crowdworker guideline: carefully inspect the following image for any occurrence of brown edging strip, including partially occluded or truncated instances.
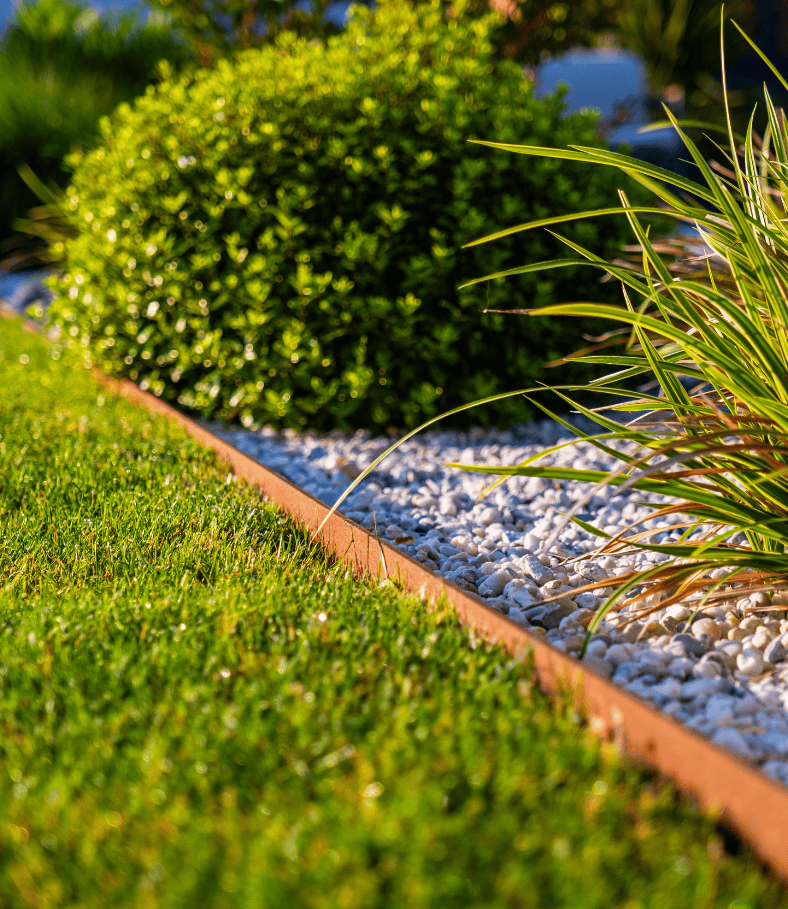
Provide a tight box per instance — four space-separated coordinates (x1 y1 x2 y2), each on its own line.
87 371 788 886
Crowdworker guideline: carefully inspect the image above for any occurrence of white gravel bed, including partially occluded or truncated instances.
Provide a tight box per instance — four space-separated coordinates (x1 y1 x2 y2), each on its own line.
220 417 788 783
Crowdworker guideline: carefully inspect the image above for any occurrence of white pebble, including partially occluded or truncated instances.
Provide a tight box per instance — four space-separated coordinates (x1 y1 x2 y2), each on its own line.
510 588 537 610
585 639 608 659
605 644 633 667
575 592 597 610
737 647 765 678
477 570 512 598
711 727 753 758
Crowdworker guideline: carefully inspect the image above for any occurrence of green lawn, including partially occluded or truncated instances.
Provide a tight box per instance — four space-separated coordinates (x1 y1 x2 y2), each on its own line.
0 316 784 908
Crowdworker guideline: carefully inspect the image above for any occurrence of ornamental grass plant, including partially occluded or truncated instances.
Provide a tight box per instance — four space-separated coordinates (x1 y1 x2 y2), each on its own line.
451 16 788 638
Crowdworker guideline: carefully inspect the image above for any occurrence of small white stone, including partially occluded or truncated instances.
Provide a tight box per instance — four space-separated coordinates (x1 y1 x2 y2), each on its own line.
476 569 512 598
691 618 723 641
605 644 633 667
739 616 762 633
761 760 788 784
761 730 788 757
502 578 526 598
517 553 553 586
750 591 772 609
585 639 608 659
680 678 723 702
665 657 694 680
582 655 614 679
662 700 682 718
510 588 537 610
711 727 753 758
713 640 741 671
734 694 761 717
570 608 595 628
649 678 682 703
479 507 502 526
576 562 608 582
616 622 643 644
561 633 586 653
693 659 723 680
750 626 775 651
438 496 458 516
715 639 743 657
764 634 788 665
634 648 667 668
705 694 735 726
737 647 765 678
575 592 597 610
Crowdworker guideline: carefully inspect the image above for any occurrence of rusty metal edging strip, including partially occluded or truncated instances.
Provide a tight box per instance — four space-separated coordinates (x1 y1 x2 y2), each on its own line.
40 361 787 885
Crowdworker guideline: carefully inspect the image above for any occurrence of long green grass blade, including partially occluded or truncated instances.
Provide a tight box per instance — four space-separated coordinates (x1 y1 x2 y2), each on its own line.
462 206 668 249
732 19 788 93
468 139 717 205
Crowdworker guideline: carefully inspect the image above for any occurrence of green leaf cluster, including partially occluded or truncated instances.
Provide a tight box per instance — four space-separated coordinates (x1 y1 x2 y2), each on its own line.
47 0 644 433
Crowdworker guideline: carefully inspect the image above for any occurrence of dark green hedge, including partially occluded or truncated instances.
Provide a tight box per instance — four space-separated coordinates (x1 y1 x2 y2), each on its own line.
48 0 647 432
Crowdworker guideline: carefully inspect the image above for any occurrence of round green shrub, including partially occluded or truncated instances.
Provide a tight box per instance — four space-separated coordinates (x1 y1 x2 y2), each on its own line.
48 0 645 432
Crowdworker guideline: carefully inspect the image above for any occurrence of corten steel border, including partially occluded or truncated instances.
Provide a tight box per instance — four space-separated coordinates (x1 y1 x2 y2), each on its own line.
3 301 787 885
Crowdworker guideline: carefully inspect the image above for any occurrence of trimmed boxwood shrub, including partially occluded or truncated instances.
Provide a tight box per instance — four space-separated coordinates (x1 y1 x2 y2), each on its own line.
48 0 646 432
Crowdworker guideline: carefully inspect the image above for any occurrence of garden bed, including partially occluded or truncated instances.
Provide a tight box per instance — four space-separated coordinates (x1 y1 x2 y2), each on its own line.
1 313 786 906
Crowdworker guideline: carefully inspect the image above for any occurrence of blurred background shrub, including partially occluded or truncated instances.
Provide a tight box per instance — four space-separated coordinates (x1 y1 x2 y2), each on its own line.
0 0 192 261
47 0 647 432
615 0 751 97
142 0 349 66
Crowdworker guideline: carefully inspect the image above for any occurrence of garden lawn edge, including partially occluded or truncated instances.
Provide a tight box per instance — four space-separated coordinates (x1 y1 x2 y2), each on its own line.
9 310 788 886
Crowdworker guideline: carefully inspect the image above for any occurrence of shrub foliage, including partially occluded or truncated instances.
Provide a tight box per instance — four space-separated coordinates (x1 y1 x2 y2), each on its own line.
49 0 642 432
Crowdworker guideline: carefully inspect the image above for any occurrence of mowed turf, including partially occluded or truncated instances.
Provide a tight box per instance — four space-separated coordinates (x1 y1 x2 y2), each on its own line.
0 317 784 908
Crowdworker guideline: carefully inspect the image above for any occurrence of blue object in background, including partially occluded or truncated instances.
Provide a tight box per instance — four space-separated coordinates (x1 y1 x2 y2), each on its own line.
1 0 151 31
0 270 53 311
291 0 356 27
1 0 356 33
534 46 686 173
